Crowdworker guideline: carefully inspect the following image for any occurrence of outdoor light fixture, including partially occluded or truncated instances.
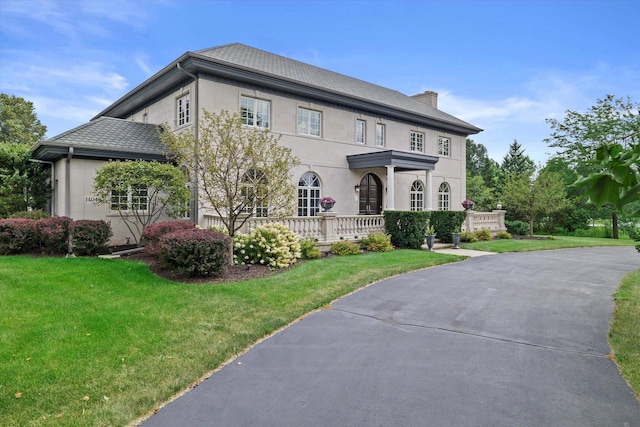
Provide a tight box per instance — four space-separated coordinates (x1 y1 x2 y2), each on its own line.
354 184 360 192
497 201 502 209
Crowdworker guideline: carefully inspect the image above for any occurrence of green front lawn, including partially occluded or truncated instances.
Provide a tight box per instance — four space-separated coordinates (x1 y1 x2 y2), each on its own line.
461 235 636 253
0 250 461 426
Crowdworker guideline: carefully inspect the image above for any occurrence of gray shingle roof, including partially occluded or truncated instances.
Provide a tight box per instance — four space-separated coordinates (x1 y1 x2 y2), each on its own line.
196 43 480 132
32 117 168 161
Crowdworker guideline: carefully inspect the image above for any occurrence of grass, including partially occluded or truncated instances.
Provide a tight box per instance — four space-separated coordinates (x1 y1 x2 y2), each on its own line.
461 235 636 253
609 270 640 399
0 250 461 426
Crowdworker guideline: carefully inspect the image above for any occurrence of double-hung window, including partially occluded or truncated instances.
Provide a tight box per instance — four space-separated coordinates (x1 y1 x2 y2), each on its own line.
297 107 321 137
376 123 385 146
410 131 424 152
241 96 271 128
355 119 366 144
438 136 450 156
177 94 190 126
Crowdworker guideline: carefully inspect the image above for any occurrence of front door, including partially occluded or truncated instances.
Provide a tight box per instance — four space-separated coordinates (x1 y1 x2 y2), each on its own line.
359 173 382 214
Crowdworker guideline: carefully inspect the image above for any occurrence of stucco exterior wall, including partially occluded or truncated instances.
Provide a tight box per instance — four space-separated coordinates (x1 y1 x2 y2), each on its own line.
125 77 467 228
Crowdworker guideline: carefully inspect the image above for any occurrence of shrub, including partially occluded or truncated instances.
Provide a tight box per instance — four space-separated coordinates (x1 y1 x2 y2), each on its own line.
330 240 361 256
299 237 321 260
159 228 231 277
141 220 195 256
361 232 394 252
0 218 36 254
384 210 431 249
460 231 478 243
430 211 467 243
505 220 529 236
473 228 493 241
72 220 112 256
233 223 300 269
36 216 72 254
495 231 512 240
8 209 50 220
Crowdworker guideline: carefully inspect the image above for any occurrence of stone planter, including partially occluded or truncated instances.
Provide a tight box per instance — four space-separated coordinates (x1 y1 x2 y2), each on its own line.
320 201 335 212
425 234 436 252
451 232 461 249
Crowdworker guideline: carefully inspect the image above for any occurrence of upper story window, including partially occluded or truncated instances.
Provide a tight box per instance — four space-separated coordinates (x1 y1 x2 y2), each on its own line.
355 119 366 144
410 131 424 152
438 136 450 156
410 180 424 211
241 96 271 128
376 123 385 147
297 107 321 137
177 94 190 126
298 172 321 217
438 182 450 211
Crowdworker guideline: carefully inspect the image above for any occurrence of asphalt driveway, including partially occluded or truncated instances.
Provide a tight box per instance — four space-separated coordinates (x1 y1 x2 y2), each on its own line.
143 247 640 426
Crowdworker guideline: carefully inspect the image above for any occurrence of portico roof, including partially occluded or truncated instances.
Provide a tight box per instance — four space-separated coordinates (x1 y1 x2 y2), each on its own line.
347 150 439 172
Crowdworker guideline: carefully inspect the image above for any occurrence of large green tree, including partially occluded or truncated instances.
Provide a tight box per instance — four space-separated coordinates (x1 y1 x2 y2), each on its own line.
545 95 640 238
501 140 536 178
161 109 300 236
93 160 190 245
501 168 569 237
0 94 47 145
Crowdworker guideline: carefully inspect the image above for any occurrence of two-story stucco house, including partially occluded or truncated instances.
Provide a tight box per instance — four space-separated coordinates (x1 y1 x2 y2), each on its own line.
31 43 482 245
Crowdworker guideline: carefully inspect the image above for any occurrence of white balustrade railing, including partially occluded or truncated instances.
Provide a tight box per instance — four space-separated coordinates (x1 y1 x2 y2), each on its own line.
336 215 385 239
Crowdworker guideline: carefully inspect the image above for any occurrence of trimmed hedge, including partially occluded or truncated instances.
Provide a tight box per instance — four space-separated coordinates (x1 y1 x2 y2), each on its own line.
0 218 36 255
141 220 195 256
159 228 231 277
72 220 113 256
384 211 431 249
37 216 72 255
430 211 467 243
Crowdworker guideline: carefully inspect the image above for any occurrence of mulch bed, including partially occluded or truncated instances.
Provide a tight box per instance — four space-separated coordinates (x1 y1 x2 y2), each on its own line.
122 251 276 285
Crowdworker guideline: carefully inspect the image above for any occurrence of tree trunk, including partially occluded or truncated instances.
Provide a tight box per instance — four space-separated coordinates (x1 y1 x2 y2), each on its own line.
612 211 619 239
529 219 534 237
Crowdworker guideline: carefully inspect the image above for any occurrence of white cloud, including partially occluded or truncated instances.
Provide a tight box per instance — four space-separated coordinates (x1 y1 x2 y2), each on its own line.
135 55 152 75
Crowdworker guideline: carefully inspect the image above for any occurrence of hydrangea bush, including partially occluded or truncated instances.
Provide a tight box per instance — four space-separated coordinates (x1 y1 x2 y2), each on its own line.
233 223 301 269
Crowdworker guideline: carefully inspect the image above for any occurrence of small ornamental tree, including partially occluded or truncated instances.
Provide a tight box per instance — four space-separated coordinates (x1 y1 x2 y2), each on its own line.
161 109 300 237
93 160 190 245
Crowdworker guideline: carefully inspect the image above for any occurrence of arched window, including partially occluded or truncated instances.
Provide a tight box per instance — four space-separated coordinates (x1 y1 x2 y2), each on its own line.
298 172 321 216
242 169 268 217
438 182 450 211
410 180 424 211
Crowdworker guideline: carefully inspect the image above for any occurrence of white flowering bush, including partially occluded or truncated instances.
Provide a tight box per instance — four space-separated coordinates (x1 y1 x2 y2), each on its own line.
233 223 301 269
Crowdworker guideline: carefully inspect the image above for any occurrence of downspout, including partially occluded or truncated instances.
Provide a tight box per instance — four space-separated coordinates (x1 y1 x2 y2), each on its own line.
66 147 73 217
28 159 55 216
176 62 199 225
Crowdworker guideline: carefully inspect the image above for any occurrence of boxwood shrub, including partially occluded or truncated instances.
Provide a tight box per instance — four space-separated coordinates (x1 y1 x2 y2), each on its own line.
384 210 431 249
361 231 394 252
160 228 231 277
430 211 467 243
330 240 361 256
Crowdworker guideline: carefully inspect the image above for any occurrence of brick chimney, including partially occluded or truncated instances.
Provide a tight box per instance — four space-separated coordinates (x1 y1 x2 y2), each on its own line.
411 91 438 108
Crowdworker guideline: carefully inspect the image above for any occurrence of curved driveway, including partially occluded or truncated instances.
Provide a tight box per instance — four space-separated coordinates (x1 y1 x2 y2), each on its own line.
144 247 640 426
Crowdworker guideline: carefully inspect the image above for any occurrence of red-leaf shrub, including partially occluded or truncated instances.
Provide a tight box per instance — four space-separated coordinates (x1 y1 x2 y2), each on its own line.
0 218 36 254
72 220 113 256
141 220 195 257
159 228 231 277
36 216 72 255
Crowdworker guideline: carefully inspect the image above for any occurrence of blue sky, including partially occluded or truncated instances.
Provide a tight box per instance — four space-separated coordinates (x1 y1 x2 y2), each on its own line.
1 0 638 165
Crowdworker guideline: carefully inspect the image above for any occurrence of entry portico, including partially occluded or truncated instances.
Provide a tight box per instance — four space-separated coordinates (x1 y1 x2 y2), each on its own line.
347 150 439 211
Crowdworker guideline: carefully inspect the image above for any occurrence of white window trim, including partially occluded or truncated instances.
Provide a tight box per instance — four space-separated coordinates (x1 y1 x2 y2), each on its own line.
355 119 366 144
438 182 450 211
176 94 190 127
438 136 451 157
297 107 322 137
376 123 385 147
241 95 271 129
411 131 424 152
297 172 322 217
410 180 424 211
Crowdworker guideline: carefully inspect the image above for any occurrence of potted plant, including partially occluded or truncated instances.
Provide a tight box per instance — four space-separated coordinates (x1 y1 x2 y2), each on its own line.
424 223 436 252
451 225 461 249
319 196 336 212
462 199 475 211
